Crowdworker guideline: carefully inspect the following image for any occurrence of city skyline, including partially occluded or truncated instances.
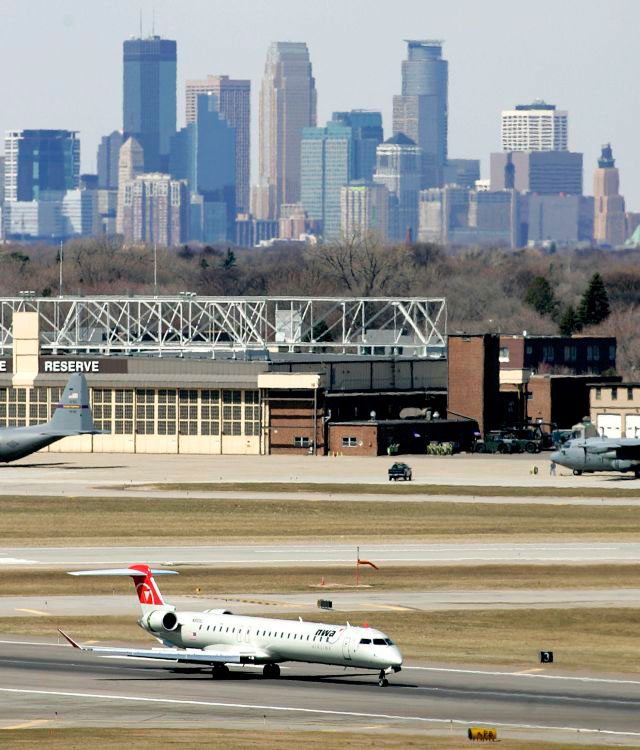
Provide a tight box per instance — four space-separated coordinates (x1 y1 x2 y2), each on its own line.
0 0 637 210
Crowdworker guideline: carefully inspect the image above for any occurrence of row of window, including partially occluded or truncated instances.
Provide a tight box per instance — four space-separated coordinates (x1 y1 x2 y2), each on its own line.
195 623 333 642
500 344 616 364
594 387 635 401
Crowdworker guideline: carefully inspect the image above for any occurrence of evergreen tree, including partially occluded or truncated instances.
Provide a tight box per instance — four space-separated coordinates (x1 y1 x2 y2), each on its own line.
524 276 558 318
558 305 582 336
222 248 236 270
577 273 611 327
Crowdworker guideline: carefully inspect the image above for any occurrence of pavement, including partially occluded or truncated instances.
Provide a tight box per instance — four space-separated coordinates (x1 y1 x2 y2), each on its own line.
1 640 640 743
3 588 640 617
3 541 640 568
0 451 638 497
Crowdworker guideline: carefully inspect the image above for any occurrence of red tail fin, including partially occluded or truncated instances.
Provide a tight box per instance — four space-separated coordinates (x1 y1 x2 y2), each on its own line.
128 564 167 608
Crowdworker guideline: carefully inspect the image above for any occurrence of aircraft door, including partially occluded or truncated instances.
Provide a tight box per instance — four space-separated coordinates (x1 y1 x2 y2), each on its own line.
342 635 352 660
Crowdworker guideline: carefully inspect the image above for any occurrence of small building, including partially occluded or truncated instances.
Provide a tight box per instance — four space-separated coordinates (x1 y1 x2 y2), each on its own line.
499 334 616 375
589 382 640 438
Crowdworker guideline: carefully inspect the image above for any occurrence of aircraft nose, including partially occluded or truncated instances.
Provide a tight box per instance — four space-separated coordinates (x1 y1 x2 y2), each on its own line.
550 450 562 465
390 646 403 668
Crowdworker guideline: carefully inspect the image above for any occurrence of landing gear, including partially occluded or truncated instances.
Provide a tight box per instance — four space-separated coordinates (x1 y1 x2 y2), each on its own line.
573 469 582 476
211 664 230 679
377 669 389 687
635 468 640 479
263 663 280 679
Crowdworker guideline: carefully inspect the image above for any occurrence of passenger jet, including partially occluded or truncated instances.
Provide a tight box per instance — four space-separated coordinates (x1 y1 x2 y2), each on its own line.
59 564 403 687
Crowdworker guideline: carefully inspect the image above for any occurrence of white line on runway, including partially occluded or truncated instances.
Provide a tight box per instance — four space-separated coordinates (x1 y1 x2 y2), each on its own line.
406 666 640 686
1 687 639 738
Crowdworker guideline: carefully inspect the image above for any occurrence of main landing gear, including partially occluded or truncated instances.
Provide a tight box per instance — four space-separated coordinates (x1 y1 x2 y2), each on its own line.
263 663 281 679
378 669 389 687
211 664 230 679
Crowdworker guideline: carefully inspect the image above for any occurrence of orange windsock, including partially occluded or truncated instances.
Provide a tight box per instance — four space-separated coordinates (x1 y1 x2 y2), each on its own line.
357 559 380 570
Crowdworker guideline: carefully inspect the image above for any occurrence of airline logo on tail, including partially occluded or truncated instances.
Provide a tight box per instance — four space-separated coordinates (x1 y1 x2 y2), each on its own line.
129 564 165 606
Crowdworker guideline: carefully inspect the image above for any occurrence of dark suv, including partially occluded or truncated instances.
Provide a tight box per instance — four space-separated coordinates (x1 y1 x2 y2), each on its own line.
388 462 413 481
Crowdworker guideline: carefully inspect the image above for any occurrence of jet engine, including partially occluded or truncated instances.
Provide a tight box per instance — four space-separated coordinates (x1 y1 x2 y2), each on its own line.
145 610 180 632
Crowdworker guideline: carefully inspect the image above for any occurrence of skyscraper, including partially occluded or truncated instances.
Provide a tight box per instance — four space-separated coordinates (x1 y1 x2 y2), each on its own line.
4 129 80 202
97 130 123 190
123 36 177 173
185 75 250 213
373 134 423 242
301 122 352 241
122 173 188 246
341 180 389 241
171 93 236 242
115 136 144 235
501 101 568 152
259 42 317 219
593 144 626 247
393 40 448 188
331 110 383 181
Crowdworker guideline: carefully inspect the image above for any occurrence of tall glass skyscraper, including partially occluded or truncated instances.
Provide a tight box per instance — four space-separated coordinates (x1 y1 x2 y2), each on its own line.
393 40 448 188
123 36 177 173
331 110 383 182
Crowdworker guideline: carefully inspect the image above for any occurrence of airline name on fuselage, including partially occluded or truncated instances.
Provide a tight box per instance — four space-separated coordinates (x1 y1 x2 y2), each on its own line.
44 360 99 373
315 628 336 637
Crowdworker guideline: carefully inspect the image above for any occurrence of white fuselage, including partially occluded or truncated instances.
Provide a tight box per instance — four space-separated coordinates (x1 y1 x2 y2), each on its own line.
142 610 402 672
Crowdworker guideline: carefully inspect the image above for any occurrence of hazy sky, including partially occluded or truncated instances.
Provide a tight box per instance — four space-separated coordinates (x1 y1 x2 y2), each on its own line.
1 0 638 207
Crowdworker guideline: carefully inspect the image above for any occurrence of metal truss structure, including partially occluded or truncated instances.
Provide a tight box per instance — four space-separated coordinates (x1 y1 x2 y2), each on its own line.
0 296 447 357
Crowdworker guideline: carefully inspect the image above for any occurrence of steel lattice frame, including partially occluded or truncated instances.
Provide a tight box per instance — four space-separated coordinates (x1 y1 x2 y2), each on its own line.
0 296 447 356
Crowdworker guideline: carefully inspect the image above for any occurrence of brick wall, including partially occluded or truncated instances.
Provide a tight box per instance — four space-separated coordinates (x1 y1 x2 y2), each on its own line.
328 424 378 456
268 391 324 454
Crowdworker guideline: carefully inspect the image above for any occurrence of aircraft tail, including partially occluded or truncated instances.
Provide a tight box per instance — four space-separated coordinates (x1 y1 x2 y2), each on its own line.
46 374 98 435
69 564 178 614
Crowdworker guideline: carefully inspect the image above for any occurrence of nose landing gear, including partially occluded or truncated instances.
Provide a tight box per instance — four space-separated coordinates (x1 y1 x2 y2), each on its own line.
378 669 389 687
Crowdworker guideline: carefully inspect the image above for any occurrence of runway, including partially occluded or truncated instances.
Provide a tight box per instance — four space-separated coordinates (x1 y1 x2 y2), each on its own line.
1 640 639 742
3 541 640 568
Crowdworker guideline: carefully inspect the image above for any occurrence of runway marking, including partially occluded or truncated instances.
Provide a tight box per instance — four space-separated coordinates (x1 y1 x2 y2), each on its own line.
405 665 640 686
1 719 51 730
359 603 412 612
1 687 640 738
14 608 49 616
516 668 544 674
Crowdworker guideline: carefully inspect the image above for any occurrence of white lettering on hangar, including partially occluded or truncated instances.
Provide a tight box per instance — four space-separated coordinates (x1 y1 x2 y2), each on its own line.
43 361 100 373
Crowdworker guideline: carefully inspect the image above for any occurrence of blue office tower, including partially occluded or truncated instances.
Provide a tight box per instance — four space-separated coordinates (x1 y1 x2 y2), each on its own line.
331 110 383 182
123 36 177 173
170 93 236 242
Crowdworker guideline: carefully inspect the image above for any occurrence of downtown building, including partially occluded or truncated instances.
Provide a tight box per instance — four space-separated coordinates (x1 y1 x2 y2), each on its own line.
593 144 626 247
340 180 389 240
258 42 317 219
185 75 250 213
123 36 177 173
393 40 448 188
121 172 188 246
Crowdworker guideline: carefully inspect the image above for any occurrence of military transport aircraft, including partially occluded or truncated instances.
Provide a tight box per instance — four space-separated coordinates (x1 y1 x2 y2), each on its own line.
0 374 100 463
551 436 640 478
59 564 403 687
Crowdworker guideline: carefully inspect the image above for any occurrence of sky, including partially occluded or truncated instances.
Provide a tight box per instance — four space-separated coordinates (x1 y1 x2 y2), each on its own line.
1 0 638 207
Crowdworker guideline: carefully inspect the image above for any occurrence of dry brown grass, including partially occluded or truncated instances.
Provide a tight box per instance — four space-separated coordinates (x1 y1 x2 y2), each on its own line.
144 481 640 499
3 564 640 597
4 607 640 673
4 495 640 546
0 728 621 750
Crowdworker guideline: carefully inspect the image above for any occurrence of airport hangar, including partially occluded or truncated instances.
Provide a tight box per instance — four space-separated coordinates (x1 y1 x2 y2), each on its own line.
0 295 615 457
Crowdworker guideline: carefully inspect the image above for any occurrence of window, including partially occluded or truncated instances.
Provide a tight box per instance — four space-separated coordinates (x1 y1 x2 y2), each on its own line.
542 345 554 362
587 346 600 362
564 345 577 362
157 389 177 435
179 389 198 435
373 638 387 645
611 387 618 401
114 389 134 434
595 387 602 400
342 436 357 448
294 436 310 448
499 347 510 363
244 390 260 436
628 387 634 401
359 638 371 645
135 388 155 435
222 390 242 435
610 345 616 361
200 389 220 436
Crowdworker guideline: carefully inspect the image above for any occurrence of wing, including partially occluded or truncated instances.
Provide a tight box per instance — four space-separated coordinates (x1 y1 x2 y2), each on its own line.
58 629 266 665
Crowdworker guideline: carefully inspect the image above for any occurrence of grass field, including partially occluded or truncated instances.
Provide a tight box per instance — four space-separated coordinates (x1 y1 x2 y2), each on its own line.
142 481 640 499
5 607 640 672
0 728 622 750
3 564 640 597
4 495 640 545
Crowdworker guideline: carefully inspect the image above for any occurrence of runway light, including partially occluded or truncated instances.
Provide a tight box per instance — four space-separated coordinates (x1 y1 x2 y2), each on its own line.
468 727 497 741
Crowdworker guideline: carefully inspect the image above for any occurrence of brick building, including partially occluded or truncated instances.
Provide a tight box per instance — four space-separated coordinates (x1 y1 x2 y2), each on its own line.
499 334 616 375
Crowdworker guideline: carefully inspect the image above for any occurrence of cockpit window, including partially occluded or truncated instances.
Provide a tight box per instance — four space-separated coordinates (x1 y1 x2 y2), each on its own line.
373 638 387 645
385 638 394 645
359 638 371 645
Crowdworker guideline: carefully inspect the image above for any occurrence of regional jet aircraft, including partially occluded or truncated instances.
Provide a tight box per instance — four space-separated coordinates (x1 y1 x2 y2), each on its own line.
551 436 640 478
59 564 403 687
0 374 101 463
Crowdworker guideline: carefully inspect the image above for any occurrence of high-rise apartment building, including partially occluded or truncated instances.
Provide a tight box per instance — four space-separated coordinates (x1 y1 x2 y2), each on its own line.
301 123 352 241
593 144 626 247
259 42 317 219
490 151 583 195
4 129 80 203
501 101 568 152
331 111 383 182
185 75 250 213
97 131 123 190
123 36 177 173
116 136 144 235
340 180 389 240
171 93 236 241
122 173 188 246
393 40 448 188
373 134 423 242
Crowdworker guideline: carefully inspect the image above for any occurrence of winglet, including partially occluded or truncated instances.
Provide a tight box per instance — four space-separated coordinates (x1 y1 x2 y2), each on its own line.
58 628 82 649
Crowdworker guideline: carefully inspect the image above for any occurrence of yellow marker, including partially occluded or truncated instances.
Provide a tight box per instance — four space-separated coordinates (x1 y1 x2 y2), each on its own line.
359 603 412 612
2 719 50 730
468 727 497 741
14 608 49 616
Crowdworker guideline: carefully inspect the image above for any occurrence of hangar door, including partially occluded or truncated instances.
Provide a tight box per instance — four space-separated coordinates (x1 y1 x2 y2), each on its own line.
596 413 621 439
625 414 640 439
